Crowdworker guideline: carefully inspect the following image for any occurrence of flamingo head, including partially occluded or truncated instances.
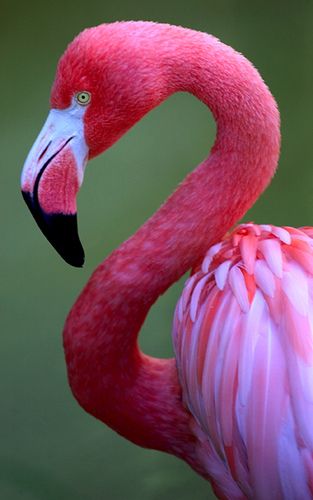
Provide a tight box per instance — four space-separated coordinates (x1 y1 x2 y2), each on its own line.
21 22 168 267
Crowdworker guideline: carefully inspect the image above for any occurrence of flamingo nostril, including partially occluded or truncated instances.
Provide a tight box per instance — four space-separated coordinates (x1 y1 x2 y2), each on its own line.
38 140 52 162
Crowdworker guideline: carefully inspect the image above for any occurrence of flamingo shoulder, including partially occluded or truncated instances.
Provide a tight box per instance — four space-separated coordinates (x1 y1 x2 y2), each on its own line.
173 223 313 498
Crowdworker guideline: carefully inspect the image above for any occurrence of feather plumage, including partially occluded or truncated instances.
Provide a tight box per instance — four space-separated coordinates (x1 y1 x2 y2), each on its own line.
173 223 313 498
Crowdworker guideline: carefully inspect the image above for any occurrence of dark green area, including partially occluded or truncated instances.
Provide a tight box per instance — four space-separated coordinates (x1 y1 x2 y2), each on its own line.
2 1 313 498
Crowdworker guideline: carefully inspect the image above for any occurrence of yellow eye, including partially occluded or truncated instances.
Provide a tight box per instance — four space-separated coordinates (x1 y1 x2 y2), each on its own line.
75 91 91 106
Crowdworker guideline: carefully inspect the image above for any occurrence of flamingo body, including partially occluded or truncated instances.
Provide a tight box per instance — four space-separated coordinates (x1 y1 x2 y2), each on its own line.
20 21 312 499
174 223 313 498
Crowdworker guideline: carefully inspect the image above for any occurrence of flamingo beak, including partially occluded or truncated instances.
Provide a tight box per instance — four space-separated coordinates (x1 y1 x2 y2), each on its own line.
21 108 88 267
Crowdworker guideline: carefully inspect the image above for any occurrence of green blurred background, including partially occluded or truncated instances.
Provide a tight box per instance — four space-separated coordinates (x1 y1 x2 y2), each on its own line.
2 1 313 499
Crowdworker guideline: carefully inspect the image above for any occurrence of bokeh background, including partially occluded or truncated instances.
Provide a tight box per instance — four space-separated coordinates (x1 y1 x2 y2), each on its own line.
2 1 313 499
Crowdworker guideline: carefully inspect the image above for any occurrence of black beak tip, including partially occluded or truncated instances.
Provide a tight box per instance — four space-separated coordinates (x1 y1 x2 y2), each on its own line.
21 190 85 268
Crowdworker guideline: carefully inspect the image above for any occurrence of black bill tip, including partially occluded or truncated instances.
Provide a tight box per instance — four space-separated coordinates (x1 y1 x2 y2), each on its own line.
22 190 85 268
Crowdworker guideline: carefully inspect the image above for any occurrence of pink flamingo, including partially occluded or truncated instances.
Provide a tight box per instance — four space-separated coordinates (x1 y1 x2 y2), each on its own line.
20 21 313 499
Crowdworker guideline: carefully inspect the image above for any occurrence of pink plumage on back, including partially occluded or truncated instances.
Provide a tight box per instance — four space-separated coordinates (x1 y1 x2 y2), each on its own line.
174 224 313 498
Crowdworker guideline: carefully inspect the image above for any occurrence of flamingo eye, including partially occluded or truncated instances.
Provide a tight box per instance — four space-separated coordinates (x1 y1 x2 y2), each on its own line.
75 91 91 106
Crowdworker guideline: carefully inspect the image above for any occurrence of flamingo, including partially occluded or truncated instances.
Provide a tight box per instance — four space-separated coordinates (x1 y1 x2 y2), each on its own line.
20 21 313 499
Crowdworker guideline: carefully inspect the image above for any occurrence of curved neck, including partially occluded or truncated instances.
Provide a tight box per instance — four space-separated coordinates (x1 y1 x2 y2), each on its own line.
63 24 280 465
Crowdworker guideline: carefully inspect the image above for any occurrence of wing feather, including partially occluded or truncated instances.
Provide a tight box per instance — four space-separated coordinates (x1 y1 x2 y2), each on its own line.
173 224 313 498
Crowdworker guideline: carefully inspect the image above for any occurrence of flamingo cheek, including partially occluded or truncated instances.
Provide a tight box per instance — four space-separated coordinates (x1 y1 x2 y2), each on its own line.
37 148 80 215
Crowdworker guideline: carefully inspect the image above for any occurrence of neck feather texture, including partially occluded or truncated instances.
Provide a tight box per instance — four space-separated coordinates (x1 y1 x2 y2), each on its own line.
63 22 280 468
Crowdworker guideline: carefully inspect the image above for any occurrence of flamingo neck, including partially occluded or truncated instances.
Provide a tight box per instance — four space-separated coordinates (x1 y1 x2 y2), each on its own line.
63 25 280 465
